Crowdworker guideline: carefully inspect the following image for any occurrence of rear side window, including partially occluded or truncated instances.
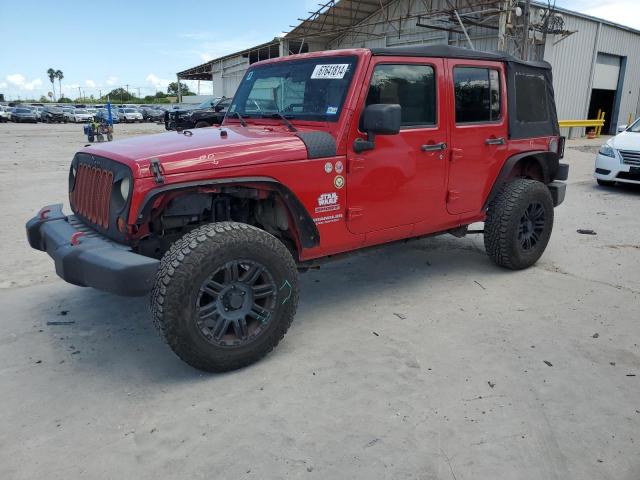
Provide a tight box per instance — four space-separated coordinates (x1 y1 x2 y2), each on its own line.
365 64 436 127
454 67 501 123
515 73 549 122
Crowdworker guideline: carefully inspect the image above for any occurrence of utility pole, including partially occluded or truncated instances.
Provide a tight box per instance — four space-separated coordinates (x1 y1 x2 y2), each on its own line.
176 75 182 104
125 84 129 102
78 86 82 101
522 0 531 60
497 0 509 52
137 87 141 99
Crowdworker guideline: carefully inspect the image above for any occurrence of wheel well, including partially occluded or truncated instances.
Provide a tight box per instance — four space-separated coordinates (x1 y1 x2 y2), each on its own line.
484 151 556 209
509 155 546 183
133 186 308 260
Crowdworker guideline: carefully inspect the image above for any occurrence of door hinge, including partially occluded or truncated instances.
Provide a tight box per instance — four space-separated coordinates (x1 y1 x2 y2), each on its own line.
450 148 464 162
348 157 365 173
447 190 461 202
347 207 364 220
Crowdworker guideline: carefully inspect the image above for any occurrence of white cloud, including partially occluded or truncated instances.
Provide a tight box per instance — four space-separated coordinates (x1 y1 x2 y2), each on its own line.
582 1 640 30
0 81 7 88
105 76 118 86
85 79 96 88
5 74 43 91
146 73 170 89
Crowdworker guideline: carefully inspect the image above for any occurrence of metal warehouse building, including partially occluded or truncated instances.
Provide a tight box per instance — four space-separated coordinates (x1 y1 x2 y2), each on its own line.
177 0 640 135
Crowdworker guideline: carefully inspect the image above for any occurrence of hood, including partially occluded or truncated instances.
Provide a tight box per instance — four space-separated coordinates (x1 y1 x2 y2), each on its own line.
610 131 640 151
82 125 311 178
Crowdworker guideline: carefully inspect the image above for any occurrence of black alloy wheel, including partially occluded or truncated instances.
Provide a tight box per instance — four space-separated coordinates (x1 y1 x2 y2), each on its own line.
195 259 277 347
518 202 546 251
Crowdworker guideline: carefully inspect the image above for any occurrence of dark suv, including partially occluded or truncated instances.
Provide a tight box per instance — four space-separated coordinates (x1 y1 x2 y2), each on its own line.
165 97 231 130
41 106 65 123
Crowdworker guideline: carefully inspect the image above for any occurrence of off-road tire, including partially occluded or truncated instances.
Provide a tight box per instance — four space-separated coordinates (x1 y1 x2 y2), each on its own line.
597 179 616 187
484 178 554 270
194 121 210 128
150 222 299 372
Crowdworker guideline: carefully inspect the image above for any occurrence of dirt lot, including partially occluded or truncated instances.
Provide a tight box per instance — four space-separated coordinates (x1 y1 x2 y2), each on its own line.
0 122 638 479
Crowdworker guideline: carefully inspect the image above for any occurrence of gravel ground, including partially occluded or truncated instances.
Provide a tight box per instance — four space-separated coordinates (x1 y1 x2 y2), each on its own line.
0 123 638 480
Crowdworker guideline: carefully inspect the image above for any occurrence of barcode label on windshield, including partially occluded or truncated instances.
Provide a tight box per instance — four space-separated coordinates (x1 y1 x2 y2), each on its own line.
311 64 350 79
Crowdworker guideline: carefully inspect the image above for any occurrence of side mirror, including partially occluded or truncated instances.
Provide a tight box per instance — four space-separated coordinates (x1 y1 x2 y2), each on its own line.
354 103 401 153
617 124 627 133
214 105 224 112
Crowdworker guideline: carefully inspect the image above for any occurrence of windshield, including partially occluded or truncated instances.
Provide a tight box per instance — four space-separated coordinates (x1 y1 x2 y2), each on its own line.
628 118 640 133
124 108 136 113
75 109 88 114
16 108 31 113
231 56 358 122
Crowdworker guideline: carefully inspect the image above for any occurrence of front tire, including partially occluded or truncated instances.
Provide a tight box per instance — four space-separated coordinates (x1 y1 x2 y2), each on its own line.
151 222 299 372
194 121 210 128
484 178 554 270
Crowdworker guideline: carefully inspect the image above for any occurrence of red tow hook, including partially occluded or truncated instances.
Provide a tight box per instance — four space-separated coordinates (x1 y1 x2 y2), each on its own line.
39 208 51 220
70 232 85 246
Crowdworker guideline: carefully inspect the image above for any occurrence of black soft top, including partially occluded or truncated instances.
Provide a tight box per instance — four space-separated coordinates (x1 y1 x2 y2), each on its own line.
370 45 551 70
370 45 558 139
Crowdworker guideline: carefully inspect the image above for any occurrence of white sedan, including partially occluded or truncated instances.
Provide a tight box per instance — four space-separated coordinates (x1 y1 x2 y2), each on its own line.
595 118 640 186
117 108 143 123
70 109 94 123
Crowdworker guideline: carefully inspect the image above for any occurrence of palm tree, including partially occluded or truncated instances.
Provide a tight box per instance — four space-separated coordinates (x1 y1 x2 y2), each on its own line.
55 70 64 99
47 68 56 100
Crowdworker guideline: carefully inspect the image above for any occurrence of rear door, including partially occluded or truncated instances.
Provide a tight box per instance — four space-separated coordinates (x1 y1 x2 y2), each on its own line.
346 57 450 234
446 60 508 214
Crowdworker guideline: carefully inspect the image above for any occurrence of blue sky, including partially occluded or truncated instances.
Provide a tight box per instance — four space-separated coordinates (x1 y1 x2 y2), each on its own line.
1 0 637 100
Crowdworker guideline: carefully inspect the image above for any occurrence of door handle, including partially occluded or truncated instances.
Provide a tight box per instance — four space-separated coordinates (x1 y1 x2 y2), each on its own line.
421 142 447 151
485 137 505 145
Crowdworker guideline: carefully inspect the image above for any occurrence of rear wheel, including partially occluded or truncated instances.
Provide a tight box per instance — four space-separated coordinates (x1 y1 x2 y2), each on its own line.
194 121 210 128
484 178 554 270
597 179 616 187
151 222 299 372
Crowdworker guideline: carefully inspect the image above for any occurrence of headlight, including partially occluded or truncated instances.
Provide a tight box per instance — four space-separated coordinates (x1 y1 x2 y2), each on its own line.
598 144 616 158
69 165 77 191
120 177 130 201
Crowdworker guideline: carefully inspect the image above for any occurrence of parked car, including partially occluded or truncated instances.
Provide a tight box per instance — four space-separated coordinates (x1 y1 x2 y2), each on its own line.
32 106 44 121
595 117 640 186
26 45 568 373
0 106 10 122
61 107 75 122
10 107 38 123
165 97 231 130
140 106 165 122
40 106 65 123
69 108 94 123
95 109 120 124
117 107 143 123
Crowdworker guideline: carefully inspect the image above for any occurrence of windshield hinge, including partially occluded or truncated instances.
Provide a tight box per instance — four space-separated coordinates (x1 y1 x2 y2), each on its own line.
150 158 165 184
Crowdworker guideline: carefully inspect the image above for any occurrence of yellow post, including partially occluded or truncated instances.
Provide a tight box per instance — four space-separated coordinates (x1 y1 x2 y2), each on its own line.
594 109 602 137
596 111 605 137
629 113 633 126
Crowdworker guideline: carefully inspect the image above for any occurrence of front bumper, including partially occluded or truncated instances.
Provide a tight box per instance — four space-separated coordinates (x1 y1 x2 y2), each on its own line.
595 153 640 184
26 204 159 296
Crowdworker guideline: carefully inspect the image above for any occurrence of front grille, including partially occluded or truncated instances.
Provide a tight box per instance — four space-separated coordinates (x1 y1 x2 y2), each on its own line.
617 171 640 181
619 150 640 166
70 163 113 228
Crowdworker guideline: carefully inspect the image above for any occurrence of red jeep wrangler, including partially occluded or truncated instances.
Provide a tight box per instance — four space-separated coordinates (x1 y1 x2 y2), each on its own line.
27 46 568 372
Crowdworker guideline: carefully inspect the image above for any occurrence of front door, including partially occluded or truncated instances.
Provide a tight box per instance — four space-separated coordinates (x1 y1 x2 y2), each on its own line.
446 60 509 214
346 57 450 234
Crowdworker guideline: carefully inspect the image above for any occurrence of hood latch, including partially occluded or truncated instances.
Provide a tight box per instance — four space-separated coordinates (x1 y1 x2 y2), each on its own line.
150 158 165 184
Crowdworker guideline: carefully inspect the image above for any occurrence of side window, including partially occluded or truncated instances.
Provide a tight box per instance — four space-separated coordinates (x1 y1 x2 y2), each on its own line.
515 73 548 122
454 67 501 123
365 64 436 127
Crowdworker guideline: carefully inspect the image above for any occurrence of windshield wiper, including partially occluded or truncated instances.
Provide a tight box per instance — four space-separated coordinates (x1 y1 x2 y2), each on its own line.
227 111 247 127
263 112 297 132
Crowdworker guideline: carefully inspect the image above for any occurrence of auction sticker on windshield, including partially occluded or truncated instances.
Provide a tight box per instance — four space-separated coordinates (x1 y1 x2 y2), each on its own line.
311 64 350 79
